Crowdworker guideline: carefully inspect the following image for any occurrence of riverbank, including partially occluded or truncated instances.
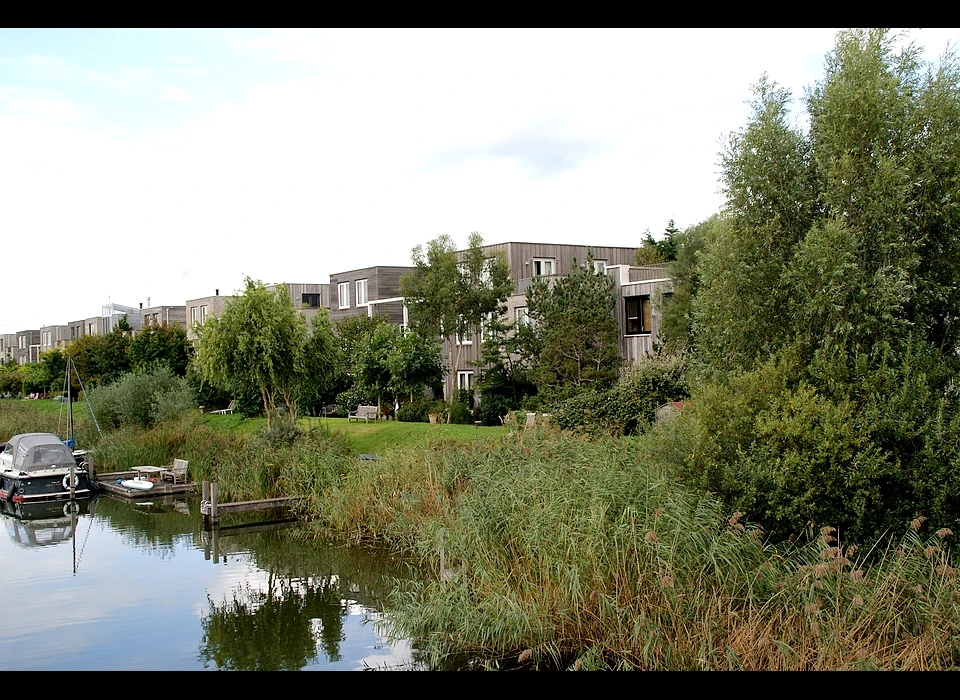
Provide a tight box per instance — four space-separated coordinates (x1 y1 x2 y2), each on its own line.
4 400 960 670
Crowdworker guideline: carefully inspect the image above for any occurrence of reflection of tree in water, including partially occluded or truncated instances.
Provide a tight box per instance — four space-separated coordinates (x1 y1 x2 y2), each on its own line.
200 572 347 670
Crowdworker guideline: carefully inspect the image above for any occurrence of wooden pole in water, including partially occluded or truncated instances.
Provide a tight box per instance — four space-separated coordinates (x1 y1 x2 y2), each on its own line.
210 482 218 524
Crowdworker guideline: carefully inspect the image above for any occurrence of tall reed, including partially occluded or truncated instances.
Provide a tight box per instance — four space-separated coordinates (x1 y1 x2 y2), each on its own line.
319 424 960 670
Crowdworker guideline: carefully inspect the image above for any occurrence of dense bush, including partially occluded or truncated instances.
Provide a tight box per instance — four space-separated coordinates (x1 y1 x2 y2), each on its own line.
88 365 195 429
477 394 513 427
448 401 473 425
397 399 430 423
335 387 372 416
552 352 689 435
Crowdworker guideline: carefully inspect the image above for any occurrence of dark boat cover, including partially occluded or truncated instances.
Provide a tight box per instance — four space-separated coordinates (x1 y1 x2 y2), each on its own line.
2 433 77 474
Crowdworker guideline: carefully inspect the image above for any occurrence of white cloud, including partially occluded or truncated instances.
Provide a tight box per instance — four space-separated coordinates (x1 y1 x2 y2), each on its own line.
2 28 959 333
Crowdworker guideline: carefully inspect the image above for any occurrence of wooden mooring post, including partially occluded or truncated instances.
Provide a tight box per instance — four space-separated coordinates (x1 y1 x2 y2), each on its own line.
201 481 301 527
201 480 218 525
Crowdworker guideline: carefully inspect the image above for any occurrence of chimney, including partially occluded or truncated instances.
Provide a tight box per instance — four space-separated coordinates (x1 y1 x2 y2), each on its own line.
215 289 219 296
139 302 143 309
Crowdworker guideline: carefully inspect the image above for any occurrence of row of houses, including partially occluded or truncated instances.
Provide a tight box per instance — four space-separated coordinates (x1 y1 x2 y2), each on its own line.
2 240 671 399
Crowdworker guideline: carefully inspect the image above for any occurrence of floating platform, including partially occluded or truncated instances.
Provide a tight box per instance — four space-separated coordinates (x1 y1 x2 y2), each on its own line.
95 471 196 499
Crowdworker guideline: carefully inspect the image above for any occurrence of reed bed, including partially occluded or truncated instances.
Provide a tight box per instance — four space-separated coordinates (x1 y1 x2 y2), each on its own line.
316 424 960 670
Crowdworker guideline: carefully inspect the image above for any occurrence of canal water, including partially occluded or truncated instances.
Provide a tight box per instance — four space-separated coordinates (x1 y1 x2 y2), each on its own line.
0 494 420 670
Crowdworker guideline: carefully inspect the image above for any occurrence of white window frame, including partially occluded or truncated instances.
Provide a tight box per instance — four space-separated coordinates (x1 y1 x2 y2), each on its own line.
356 279 368 306
479 311 495 343
191 307 198 324
455 324 473 346
338 282 350 309
532 258 555 276
515 307 529 327
593 259 607 274
457 371 474 391
200 305 208 325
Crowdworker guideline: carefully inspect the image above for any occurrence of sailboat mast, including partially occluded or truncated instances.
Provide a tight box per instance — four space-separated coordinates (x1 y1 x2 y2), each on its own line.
67 358 74 449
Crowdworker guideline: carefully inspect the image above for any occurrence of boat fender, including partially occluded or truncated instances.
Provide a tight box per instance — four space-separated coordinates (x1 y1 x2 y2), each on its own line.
63 473 80 491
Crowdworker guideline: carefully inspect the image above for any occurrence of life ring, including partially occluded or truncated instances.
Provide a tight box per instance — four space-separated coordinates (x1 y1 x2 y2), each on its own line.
63 473 80 490
63 501 80 516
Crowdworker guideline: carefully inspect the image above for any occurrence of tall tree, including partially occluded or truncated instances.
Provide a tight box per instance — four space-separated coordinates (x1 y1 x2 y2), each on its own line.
521 252 621 400
400 232 512 403
681 29 960 541
66 329 131 387
194 278 309 429
129 323 193 376
386 328 445 404
298 309 341 415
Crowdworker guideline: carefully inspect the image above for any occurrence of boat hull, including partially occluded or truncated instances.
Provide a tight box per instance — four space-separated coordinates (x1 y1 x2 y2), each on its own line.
0 471 94 503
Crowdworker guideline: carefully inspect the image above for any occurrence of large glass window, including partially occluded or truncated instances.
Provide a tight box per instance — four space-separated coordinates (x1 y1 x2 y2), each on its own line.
625 295 652 335
338 283 349 309
302 293 320 308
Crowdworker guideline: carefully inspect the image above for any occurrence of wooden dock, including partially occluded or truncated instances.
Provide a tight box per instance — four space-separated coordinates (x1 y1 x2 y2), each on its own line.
95 471 196 499
200 481 303 524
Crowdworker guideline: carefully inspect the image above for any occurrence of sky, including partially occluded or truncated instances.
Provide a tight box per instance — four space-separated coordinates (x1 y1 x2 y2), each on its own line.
2 28 959 334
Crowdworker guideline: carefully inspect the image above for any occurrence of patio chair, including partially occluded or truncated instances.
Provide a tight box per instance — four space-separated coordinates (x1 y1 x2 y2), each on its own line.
161 458 189 485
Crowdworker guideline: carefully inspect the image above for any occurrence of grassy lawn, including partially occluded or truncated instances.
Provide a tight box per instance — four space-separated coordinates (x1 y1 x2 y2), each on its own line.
201 412 512 455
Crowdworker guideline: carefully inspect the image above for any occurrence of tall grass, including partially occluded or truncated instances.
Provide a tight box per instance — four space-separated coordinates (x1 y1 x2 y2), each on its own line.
316 423 960 670
0 399 101 447
91 414 355 504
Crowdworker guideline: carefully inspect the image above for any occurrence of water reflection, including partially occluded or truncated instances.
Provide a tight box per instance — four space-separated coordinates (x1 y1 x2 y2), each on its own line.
200 575 349 670
0 493 420 670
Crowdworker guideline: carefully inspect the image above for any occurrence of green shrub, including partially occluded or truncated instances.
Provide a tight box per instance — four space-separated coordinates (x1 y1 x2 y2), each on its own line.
336 387 372 416
477 395 513 426
397 399 430 423
448 401 473 425
88 365 196 429
551 353 689 436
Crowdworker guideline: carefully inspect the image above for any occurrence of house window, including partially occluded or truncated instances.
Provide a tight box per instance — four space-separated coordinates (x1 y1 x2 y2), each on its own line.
531 258 555 276
302 293 320 308
200 305 208 325
593 259 607 274
356 279 368 306
191 307 198 324
515 307 529 327
338 283 349 309
480 311 495 343
456 316 473 346
625 295 652 335
457 371 474 391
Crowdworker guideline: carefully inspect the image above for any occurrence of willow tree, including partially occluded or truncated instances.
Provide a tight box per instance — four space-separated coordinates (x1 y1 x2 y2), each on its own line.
194 278 312 429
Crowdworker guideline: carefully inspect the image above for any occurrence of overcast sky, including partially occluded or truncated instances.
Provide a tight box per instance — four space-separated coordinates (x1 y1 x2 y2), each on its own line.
2 28 959 334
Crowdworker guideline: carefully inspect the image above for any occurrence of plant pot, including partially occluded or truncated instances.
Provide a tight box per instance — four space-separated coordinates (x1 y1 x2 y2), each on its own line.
429 413 438 424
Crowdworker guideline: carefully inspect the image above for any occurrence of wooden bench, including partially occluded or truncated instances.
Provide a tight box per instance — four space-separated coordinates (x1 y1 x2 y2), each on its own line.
347 405 379 423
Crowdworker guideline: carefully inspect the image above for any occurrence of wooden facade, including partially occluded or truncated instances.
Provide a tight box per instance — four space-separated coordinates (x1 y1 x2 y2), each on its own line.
140 305 187 329
608 264 671 363
39 325 70 353
443 242 642 400
328 266 413 326
0 333 16 364
185 294 234 340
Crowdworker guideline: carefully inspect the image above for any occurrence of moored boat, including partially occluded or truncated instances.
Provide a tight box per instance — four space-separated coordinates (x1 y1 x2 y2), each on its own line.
0 433 95 503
